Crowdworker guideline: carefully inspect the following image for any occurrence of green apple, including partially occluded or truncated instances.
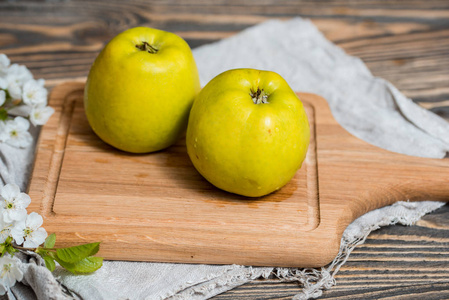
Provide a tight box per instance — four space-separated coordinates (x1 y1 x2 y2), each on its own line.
84 27 200 153
186 69 310 197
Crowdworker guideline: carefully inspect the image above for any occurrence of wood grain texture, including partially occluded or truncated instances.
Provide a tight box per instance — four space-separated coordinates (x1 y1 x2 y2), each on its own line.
27 82 449 268
1 0 449 110
1 0 449 298
213 205 449 299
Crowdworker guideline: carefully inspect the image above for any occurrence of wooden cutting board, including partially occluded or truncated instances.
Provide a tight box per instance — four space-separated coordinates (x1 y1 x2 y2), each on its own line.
27 82 449 268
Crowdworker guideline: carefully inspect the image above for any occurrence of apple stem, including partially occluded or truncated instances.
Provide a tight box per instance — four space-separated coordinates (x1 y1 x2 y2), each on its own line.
136 41 158 54
250 88 269 104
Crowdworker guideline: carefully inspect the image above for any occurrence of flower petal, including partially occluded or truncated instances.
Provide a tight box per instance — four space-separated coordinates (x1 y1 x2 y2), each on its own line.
0 78 7 90
7 105 32 117
4 273 15 287
7 130 32 148
29 227 47 246
11 220 25 232
26 212 43 229
0 256 22 287
0 90 5 106
10 263 23 282
10 225 25 245
30 106 54 126
0 123 8 142
13 117 30 131
0 283 6 296
7 81 22 100
23 239 39 249
0 230 10 244
0 54 10 69
2 210 13 224
0 212 6 225
36 79 45 87
8 208 27 222
1 184 20 201
7 64 33 85
15 193 31 209
22 80 48 107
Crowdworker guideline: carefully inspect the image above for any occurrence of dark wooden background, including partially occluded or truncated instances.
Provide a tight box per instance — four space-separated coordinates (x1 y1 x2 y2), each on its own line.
1 0 448 299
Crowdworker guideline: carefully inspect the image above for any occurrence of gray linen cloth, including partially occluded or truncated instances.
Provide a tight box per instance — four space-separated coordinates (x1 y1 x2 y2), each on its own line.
1 18 449 300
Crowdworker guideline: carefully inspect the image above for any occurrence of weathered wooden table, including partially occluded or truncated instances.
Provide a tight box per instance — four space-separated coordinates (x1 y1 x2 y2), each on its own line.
1 1 448 299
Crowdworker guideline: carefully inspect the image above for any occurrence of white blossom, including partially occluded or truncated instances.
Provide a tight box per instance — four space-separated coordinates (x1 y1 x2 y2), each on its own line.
29 105 54 126
0 90 5 107
0 122 5 139
5 79 21 100
11 212 47 248
0 255 23 295
0 58 53 151
22 80 47 107
0 78 7 90
0 54 10 77
6 64 32 86
36 78 45 87
5 64 33 100
0 183 31 223
0 214 13 244
0 117 32 148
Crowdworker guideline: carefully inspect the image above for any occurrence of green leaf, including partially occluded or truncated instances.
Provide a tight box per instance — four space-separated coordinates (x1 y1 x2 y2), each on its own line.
43 255 56 272
44 233 56 248
55 256 103 274
56 242 100 264
71 256 103 273
0 108 7 121
1 237 12 257
6 244 17 256
54 257 73 272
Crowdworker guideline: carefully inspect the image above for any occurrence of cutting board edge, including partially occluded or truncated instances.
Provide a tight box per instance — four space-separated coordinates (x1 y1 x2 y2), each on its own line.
26 81 449 268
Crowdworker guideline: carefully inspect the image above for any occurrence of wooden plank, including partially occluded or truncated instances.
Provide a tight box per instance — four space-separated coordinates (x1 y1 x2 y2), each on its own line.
1 0 448 298
1 1 448 106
